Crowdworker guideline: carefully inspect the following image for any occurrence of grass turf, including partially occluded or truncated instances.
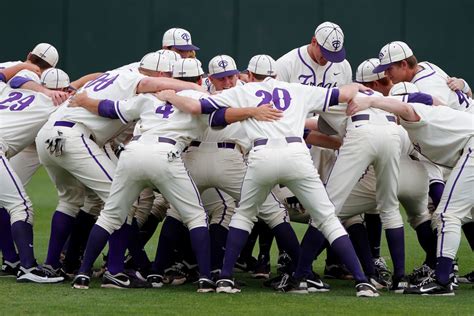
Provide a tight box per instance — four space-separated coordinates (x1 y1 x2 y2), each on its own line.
0 167 472 315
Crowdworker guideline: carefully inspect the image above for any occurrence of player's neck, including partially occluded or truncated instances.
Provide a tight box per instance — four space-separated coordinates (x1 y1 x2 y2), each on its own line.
306 45 320 65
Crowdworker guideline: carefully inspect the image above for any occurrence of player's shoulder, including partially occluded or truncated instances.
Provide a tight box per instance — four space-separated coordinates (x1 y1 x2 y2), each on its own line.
177 89 208 100
0 60 22 69
277 45 305 64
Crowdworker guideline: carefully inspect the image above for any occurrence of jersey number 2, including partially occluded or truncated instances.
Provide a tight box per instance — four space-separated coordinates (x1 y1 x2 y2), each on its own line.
255 88 292 111
0 92 35 111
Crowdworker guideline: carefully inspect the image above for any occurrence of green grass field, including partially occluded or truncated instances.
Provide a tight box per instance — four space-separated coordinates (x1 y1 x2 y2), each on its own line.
0 167 472 315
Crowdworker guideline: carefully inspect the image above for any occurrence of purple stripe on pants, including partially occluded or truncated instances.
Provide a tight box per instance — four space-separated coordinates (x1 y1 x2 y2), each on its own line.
80 135 113 181
0 156 30 223
439 148 472 257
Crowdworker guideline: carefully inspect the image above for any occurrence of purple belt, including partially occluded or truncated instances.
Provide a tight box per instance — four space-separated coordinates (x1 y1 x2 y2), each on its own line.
254 137 302 147
131 135 176 145
190 141 236 149
54 121 75 128
351 114 396 123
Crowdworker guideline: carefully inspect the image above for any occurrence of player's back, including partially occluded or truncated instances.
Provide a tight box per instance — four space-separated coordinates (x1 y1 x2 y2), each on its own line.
0 85 55 157
57 69 145 146
412 62 472 112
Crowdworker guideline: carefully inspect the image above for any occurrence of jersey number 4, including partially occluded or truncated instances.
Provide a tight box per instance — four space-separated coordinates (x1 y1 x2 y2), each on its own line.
155 102 174 118
0 92 35 111
255 88 292 111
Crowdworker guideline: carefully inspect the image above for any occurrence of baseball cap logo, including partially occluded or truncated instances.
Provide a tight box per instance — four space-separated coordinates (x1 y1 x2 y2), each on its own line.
379 52 384 59
181 33 191 43
217 60 228 69
332 40 341 50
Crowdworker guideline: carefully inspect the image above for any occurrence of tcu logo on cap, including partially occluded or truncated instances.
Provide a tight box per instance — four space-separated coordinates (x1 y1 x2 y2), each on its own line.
332 40 341 50
379 52 384 59
181 33 191 43
217 60 228 69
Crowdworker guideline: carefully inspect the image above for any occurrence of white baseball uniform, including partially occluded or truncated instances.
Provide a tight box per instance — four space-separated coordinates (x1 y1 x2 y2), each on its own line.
201 78 347 243
399 102 473 260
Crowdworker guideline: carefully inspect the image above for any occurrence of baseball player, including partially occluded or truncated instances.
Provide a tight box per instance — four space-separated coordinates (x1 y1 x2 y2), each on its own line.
276 21 354 279
158 55 379 297
162 27 199 59
0 66 75 284
346 86 473 296
68 58 282 291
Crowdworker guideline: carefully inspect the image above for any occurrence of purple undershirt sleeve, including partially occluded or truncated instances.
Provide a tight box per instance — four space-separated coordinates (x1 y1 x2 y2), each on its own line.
98 99 119 119
328 88 340 107
9 76 32 88
0 73 6 83
209 108 229 127
303 128 311 140
200 98 221 114
407 92 433 105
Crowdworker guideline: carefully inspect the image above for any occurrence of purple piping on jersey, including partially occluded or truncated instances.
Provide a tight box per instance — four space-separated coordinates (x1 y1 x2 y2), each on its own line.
103 145 111 160
9 76 32 89
270 191 288 222
215 189 228 225
80 135 113 182
429 179 445 185
412 70 435 84
322 88 331 112
321 63 333 86
210 108 228 127
114 101 128 124
328 88 340 107
0 73 6 83
297 47 316 85
439 147 472 257
0 156 30 223
208 97 224 110
407 93 433 105
98 100 119 119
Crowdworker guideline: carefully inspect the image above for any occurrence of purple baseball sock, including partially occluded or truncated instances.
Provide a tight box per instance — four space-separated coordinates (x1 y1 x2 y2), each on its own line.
364 213 382 258
257 221 274 260
238 224 259 263
435 256 453 285
385 227 405 278
220 227 249 278
210 224 228 271
294 225 326 279
79 224 110 274
415 220 437 268
272 222 300 272
11 221 36 268
330 235 367 283
64 210 96 272
462 222 474 250
127 219 150 270
189 226 211 278
107 223 131 275
347 223 376 276
429 182 445 210
45 211 75 268
0 208 19 263
152 216 182 274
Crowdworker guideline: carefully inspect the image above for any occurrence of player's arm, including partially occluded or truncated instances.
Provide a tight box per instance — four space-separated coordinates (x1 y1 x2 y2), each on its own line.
447 77 472 98
304 130 342 150
70 72 103 90
346 96 420 122
0 63 40 82
11 80 69 106
137 77 207 94
69 91 101 115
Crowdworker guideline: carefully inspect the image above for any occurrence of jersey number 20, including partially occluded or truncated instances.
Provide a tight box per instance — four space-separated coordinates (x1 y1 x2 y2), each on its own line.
255 88 292 111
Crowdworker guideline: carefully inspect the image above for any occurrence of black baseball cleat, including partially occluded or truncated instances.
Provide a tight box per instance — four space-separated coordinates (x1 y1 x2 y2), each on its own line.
197 278 216 293
404 279 454 296
279 275 308 294
458 271 474 284
72 273 90 289
306 273 330 292
0 259 19 277
251 254 271 279
147 274 164 288
263 273 287 288
216 278 241 294
101 271 152 289
369 274 390 290
408 264 434 286
163 263 188 285
42 264 71 280
390 275 409 293
324 264 354 280
17 266 64 284
355 282 380 297
234 256 257 273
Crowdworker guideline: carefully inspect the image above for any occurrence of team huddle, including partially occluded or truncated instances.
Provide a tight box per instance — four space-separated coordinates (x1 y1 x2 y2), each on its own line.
0 21 473 298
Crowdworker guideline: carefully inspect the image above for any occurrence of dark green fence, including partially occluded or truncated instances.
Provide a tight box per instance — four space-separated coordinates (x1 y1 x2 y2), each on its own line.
3 0 473 84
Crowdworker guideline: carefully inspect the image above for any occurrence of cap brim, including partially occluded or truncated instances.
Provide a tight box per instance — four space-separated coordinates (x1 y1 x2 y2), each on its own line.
210 69 240 79
320 46 346 63
172 44 200 51
372 63 391 73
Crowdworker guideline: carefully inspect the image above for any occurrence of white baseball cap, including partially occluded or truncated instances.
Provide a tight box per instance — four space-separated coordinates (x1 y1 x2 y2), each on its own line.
40 68 70 89
156 49 182 62
208 55 240 78
389 82 419 96
314 22 346 63
373 41 414 73
162 28 199 51
247 54 277 76
355 58 386 83
31 43 59 67
172 58 204 78
139 52 173 73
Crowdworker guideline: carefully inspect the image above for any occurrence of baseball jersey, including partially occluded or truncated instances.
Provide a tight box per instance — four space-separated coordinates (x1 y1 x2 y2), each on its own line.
0 86 56 158
400 103 474 168
276 45 352 88
0 61 22 69
54 69 145 146
202 78 337 142
203 78 245 94
412 62 472 112
114 90 208 145
0 61 40 85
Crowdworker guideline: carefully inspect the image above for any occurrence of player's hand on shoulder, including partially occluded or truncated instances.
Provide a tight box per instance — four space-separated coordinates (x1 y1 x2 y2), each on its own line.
68 91 89 107
252 103 283 121
447 77 464 91
346 96 372 116
45 89 69 106
156 89 176 101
